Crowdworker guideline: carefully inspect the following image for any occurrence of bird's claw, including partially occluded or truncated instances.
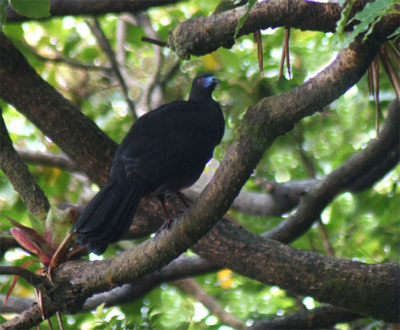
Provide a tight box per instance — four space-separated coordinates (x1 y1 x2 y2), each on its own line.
155 217 174 236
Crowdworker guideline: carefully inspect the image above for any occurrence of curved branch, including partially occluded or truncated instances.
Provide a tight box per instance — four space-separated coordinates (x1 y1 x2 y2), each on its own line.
0 266 45 287
168 0 375 59
349 145 399 192
0 256 217 314
0 108 50 220
195 220 399 322
250 305 360 330
0 32 117 186
85 18 137 119
264 98 400 242
175 278 247 330
83 256 218 310
5 0 185 22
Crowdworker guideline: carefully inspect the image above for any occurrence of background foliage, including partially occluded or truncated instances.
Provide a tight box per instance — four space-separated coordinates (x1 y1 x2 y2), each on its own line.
0 0 398 329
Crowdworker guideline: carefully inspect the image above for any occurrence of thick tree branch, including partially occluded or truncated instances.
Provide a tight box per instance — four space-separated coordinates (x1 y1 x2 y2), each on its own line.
194 220 399 322
0 109 50 220
3 216 398 329
168 0 381 59
0 256 218 314
349 145 399 192
5 0 185 22
0 295 33 314
0 33 117 186
82 255 219 311
250 305 360 330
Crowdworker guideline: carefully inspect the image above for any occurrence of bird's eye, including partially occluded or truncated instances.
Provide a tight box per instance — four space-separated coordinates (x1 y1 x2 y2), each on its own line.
197 78 203 86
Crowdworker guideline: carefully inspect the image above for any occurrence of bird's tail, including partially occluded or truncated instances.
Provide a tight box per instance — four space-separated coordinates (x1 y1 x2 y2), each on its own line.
71 179 146 255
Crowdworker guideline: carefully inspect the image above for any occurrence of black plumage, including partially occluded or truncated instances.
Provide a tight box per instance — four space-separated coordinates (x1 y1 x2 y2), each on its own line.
71 73 224 255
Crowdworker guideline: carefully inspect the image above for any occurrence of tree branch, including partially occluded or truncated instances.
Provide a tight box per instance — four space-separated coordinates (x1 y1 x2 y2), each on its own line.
264 98 399 243
0 32 118 186
85 18 137 119
0 108 50 220
0 266 45 288
26 42 111 71
175 278 247 330
0 295 33 314
195 220 399 322
168 0 375 59
15 148 78 172
83 256 218 310
250 305 360 330
6 0 185 22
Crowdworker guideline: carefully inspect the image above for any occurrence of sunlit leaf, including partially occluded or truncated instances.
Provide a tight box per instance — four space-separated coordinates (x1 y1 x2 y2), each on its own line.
10 0 50 19
234 0 257 38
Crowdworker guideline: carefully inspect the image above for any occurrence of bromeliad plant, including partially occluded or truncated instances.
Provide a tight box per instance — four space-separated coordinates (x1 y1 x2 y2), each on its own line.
3 207 79 329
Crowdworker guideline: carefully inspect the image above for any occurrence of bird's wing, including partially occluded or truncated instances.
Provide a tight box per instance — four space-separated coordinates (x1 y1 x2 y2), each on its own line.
112 101 223 183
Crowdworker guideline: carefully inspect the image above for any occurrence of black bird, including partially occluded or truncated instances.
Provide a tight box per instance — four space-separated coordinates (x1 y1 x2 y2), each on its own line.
71 73 224 255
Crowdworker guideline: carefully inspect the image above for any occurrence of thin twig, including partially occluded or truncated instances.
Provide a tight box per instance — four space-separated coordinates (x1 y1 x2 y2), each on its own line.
137 12 165 111
317 219 334 257
116 17 127 65
175 278 247 330
0 108 50 220
85 18 137 119
0 266 44 287
15 148 78 172
28 46 110 71
141 36 168 47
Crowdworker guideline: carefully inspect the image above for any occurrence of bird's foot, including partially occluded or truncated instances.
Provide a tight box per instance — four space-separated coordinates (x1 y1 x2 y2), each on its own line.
155 217 174 236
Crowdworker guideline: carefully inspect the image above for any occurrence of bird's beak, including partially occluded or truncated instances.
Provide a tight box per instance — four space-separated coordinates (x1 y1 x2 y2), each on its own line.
212 77 221 85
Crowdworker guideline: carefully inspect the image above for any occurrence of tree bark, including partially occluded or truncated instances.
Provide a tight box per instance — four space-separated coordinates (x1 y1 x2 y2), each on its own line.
6 0 185 22
0 33 117 186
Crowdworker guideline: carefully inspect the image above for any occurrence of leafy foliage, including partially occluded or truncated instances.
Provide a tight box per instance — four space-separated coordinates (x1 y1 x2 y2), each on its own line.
10 0 50 19
337 0 399 47
233 0 257 38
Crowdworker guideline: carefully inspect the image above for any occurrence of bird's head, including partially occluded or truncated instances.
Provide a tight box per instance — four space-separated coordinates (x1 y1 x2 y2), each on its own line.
189 72 220 102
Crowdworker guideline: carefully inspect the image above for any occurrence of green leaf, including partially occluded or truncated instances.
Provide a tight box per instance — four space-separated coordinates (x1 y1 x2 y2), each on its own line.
10 0 50 19
28 211 46 236
344 0 395 47
213 0 247 15
335 0 355 36
387 27 400 39
234 0 256 38
48 207 77 247
149 312 163 324
0 0 7 32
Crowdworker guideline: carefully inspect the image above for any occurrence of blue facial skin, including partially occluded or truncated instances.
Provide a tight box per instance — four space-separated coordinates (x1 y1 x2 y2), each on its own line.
201 76 220 88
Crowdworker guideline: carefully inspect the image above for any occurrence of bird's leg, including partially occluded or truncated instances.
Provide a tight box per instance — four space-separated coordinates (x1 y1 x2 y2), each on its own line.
156 195 173 235
175 192 193 216
175 191 193 208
